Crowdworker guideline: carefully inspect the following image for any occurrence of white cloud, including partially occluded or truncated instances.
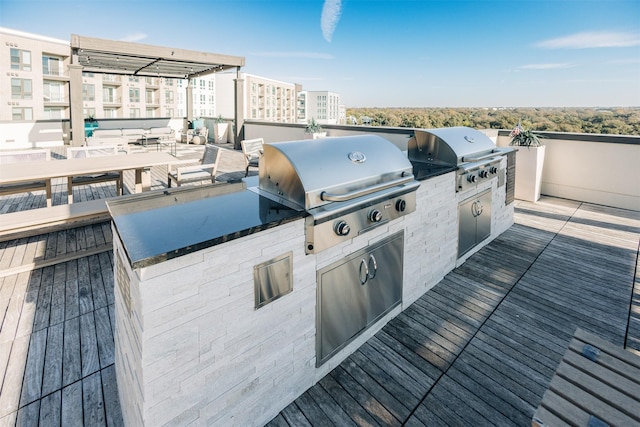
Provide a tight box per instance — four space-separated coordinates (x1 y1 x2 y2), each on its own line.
535 31 640 49
120 32 147 42
518 63 575 70
321 0 342 42
250 51 334 59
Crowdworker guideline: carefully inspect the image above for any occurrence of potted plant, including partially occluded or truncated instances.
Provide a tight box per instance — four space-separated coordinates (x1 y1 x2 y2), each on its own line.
214 115 228 143
304 118 326 139
510 120 546 202
84 114 99 137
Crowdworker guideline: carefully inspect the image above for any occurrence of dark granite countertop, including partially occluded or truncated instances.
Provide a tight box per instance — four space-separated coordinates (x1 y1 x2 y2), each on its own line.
107 178 305 269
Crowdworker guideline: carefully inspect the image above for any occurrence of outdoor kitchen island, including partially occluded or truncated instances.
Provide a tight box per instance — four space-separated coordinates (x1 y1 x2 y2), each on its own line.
108 134 514 426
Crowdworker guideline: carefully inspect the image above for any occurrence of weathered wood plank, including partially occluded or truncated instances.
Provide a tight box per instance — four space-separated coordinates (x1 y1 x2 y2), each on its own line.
280 403 313 427
39 390 61 427
318 373 381 427
49 263 67 326
19 328 47 406
62 317 82 387
79 312 100 377
33 265 54 331
83 371 106 426
61 381 83 427
95 307 114 368
15 400 39 426
77 256 94 314
100 365 123 427
0 334 30 418
41 322 64 396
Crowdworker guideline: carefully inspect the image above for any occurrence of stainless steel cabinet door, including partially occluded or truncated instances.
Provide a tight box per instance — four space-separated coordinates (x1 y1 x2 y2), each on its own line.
458 189 492 258
317 232 404 366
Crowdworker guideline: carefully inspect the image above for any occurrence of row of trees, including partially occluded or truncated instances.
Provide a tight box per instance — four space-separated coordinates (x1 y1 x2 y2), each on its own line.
344 107 640 136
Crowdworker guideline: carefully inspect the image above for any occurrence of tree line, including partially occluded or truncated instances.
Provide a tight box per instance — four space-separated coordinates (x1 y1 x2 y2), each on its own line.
344 107 640 136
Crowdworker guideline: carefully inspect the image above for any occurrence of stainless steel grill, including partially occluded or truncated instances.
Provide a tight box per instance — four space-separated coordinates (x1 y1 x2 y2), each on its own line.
254 135 419 253
408 126 513 192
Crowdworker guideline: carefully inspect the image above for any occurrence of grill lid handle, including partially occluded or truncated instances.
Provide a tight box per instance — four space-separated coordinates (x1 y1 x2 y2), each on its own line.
320 175 415 202
462 152 501 163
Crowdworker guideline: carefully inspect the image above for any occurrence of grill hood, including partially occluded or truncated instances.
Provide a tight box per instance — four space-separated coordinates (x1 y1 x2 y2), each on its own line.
409 126 498 165
259 135 415 211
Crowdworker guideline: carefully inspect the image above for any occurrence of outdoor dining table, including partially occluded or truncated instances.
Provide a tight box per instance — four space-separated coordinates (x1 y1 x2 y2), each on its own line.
0 151 177 206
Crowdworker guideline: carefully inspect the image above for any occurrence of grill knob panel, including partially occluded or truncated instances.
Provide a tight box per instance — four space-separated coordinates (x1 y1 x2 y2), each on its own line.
334 220 351 236
467 174 477 183
396 199 406 212
369 209 383 223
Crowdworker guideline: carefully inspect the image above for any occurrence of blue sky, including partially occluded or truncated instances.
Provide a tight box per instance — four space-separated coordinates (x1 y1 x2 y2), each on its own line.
1 0 639 107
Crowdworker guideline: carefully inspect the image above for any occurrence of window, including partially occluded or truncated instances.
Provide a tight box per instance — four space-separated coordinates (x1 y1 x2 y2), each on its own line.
129 108 140 118
103 87 117 103
12 107 33 120
209 81 214 90
145 89 155 104
146 108 155 117
165 78 174 86
129 88 140 103
43 81 65 102
11 78 32 99
129 76 139 83
165 90 174 104
200 94 206 105
82 84 95 101
83 108 96 118
11 49 31 71
43 108 64 119
200 80 206 89
104 108 117 118
166 108 174 117
42 55 62 75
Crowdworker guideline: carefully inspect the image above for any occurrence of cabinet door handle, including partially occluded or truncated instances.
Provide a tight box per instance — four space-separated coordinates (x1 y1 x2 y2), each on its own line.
367 254 378 280
359 258 369 285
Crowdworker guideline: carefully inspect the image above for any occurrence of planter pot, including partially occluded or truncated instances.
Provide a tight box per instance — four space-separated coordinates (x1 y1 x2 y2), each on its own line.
514 145 546 202
304 132 327 140
214 123 228 143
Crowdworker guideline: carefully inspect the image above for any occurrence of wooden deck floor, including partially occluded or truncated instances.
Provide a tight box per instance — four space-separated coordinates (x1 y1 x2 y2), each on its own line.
0 144 638 426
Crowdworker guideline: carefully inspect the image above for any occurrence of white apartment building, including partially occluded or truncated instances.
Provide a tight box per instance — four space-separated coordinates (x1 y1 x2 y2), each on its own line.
297 90 341 125
1 28 71 121
216 72 299 123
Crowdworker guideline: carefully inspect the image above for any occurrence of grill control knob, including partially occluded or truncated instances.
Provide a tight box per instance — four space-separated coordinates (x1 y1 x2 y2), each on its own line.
479 170 489 178
467 174 477 183
396 199 407 212
369 209 383 223
490 166 498 174
334 220 350 236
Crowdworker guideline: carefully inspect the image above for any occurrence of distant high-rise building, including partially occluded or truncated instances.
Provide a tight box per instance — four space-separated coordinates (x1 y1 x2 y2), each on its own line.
297 90 341 125
216 72 298 123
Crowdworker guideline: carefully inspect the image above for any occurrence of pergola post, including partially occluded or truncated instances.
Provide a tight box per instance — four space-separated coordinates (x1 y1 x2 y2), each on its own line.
234 67 245 149
186 82 193 131
69 64 84 147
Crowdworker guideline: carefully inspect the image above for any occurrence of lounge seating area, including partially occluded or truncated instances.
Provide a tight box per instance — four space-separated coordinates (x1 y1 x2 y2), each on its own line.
88 127 176 148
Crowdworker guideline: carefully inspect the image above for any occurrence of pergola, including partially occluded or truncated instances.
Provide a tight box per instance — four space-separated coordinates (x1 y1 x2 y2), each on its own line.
68 34 246 146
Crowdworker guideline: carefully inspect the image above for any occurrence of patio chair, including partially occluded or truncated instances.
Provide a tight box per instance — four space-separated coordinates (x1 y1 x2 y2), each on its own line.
167 144 221 187
66 146 125 203
241 138 264 176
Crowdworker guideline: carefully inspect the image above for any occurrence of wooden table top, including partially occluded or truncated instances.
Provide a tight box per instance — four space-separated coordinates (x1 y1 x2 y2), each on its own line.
0 152 177 184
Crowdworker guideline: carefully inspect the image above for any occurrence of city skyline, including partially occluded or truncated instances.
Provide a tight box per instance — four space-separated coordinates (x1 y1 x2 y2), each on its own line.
1 0 639 108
